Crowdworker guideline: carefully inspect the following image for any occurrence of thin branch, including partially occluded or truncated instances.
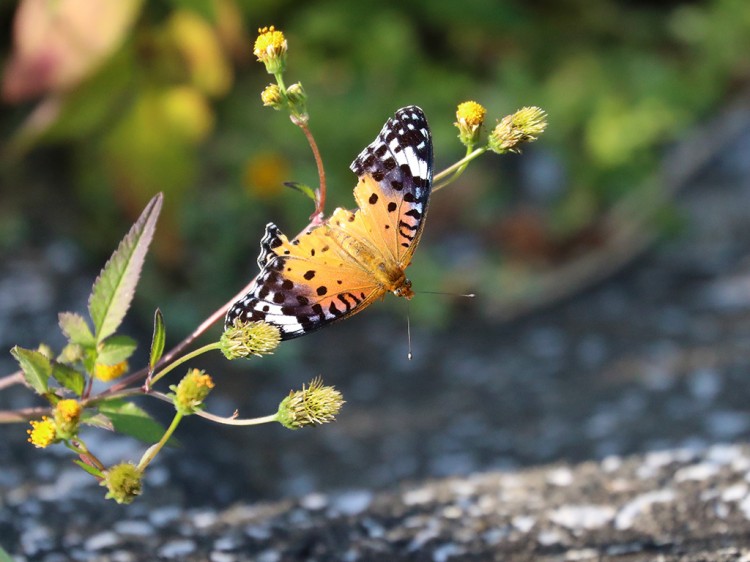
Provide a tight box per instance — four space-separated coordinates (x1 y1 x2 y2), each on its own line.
0 370 24 391
150 391 277 426
296 120 327 223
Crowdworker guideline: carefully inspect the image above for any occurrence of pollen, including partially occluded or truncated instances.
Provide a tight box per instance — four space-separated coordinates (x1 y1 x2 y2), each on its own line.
56 399 81 423
28 416 57 448
456 101 486 128
254 26 287 63
94 361 128 382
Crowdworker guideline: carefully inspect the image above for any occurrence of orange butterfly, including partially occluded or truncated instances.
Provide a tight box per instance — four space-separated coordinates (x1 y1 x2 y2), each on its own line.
226 106 433 339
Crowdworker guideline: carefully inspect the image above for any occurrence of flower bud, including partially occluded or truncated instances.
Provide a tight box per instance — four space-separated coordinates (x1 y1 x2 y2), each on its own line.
260 84 284 109
488 106 548 154
455 101 486 147
221 320 281 359
54 399 82 439
102 462 142 504
170 368 215 415
276 377 344 430
94 361 128 382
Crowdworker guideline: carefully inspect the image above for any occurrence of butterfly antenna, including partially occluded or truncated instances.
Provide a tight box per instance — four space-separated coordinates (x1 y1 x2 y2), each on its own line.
416 290 476 298
407 301 413 361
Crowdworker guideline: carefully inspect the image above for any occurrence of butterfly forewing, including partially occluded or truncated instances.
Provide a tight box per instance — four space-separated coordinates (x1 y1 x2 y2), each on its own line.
349 106 433 266
226 106 433 340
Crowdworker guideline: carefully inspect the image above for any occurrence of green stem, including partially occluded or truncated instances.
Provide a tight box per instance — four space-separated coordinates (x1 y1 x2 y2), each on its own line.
67 438 105 471
149 342 220 387
138 411 182 471
274 72 287 93
433 146 487 192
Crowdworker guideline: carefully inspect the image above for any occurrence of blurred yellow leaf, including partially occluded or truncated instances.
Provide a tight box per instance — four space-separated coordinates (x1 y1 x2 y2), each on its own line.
243 152 289 200
162 86 214 142
168 9 233 98
2 0 142 102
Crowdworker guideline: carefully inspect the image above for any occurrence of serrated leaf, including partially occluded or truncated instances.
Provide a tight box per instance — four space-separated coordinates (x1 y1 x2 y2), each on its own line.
10 346 51 394
59 312 95 345
284 181 317 202
98 399 167 444
97 335 137 365
73 459 104 479
52 363 85 396
88 193 163 342
149 309 166 371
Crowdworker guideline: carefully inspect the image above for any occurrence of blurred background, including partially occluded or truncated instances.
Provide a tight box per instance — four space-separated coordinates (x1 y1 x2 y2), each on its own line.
2 0 750 508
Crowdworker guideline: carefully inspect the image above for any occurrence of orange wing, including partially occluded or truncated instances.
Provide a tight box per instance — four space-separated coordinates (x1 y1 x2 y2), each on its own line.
226 106 433 340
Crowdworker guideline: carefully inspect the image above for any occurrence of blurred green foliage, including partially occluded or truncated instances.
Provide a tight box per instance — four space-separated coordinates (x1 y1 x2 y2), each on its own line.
1 0 749 331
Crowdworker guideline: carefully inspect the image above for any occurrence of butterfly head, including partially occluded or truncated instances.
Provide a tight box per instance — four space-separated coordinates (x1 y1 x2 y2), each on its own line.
393 278 414 300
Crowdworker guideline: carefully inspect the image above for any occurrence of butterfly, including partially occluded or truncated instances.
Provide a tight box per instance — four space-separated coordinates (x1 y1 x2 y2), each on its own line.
225 105 433 340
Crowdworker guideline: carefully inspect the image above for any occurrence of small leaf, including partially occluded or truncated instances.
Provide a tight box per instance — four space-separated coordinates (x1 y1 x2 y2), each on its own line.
150 308 166 371
138 443 162 469
52 363 85 396
99 399 167 444
10 346 51 394
59 312 95 345
73 459 104 479
82 412 114 432
97 335 137 365
284 181 317 202
88 193 163 342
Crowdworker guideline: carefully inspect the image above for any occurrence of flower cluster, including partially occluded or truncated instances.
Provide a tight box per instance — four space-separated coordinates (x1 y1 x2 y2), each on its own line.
220 319 281 359
276 377 345 429
170 369 215 415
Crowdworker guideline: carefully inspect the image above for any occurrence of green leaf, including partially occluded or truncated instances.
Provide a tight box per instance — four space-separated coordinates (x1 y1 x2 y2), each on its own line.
10 346 51 394
73 459 104 479
59 312 95 345
88 193 162 342
99 399 167 444
97 335 137 365
52 363 86 396
0 545 14 562
150 309 166 371
284 181 317 202
82 412 114 431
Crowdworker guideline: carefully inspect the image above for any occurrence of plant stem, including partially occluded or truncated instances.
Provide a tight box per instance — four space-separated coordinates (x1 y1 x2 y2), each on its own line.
298 121 326 222
0 370 24 391
149 342 221 387
138 411 182 471
433 146 487 192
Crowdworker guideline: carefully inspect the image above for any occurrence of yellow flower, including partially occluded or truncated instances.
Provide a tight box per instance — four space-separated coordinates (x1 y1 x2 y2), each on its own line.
455 101 487 147
102 462 142 504
260 84 283 109
94 361 128 382
54 399 82 439
27 416 57 448
221 319 281 359
276 377 345 430
488 106 548 154
254 26 287 74
170 369 215 415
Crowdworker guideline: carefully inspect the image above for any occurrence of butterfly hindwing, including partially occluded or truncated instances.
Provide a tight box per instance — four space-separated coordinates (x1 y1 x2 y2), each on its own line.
226 106 433 340
226 222 385 339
